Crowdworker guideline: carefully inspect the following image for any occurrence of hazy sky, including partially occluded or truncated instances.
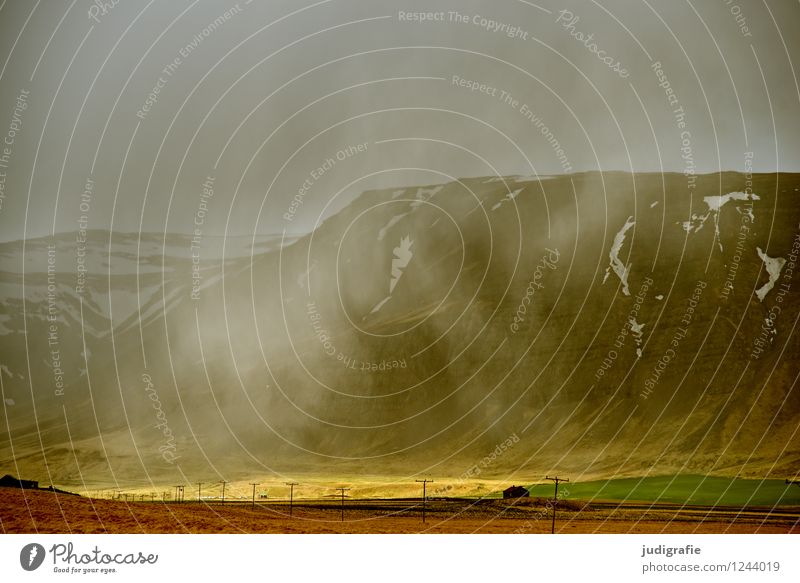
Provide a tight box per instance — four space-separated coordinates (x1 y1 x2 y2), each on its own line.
0 0 798 242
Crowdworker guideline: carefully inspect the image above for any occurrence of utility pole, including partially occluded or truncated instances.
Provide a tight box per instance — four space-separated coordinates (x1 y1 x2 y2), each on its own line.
545 476 569 534
286 482 298 517
415 479 434 523
250 483 259 509
335 487 350 522
220 481 228 504
197 482 203 503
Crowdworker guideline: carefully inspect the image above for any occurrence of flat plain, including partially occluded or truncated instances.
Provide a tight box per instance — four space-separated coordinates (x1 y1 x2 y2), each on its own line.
2 487 797 534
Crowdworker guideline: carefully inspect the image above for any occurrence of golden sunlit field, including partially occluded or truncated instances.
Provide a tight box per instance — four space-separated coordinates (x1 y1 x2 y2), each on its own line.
2 487 797 534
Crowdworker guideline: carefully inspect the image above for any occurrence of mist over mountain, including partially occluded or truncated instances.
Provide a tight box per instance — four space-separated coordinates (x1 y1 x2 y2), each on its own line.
1 172 798 488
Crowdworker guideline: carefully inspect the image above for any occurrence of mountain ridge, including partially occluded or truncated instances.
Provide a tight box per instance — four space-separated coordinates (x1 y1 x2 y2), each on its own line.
1 171 799 488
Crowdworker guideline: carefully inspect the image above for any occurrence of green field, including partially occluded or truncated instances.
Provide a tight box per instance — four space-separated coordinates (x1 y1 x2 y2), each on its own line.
523 475 800 506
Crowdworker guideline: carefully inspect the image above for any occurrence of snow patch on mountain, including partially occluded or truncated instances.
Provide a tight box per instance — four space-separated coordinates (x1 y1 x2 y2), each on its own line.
415 185 444 199
629 316 646 357
737 206 755 222
378 213 410 241
81 285 162 329
121 285 184 333
678 191 760 250
368 236 414 316
764 317 777 337
389 236 414 294
755 247 786 302
704 191 759 212
378 186 443 241
682 218 701 234
604 216 635 296
491 188 523 211
368 296 391 314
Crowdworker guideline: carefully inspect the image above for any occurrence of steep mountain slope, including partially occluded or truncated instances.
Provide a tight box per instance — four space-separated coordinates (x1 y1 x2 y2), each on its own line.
1 172 799 488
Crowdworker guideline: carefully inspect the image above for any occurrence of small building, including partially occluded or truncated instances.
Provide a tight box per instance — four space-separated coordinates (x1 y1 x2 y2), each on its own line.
502 485 529 499
0 474 39 489
42 485 80 496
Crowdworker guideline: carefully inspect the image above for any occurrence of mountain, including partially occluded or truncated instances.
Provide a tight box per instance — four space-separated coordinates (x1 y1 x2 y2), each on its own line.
1 172 799 488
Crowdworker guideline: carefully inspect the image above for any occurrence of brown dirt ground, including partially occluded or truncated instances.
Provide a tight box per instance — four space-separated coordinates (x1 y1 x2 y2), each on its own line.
1 487 797 534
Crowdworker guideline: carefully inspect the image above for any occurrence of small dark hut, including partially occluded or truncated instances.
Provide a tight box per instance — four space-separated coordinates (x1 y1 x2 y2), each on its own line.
502 485 529 499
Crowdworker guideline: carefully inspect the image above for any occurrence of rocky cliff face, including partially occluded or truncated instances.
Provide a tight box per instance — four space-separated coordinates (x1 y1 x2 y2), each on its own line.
2 172 798 487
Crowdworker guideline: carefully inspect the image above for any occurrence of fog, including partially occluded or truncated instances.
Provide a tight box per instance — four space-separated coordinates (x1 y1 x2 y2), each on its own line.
0 0 798 243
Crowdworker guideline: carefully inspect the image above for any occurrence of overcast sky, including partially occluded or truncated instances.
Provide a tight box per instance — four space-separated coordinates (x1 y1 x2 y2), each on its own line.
0 0 798 242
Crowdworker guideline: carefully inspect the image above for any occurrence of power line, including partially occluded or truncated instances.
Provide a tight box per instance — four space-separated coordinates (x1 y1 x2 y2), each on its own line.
335 487 350 522
415 479 434 524
286 482 298 517
249 483 259 510
545 476 569 534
